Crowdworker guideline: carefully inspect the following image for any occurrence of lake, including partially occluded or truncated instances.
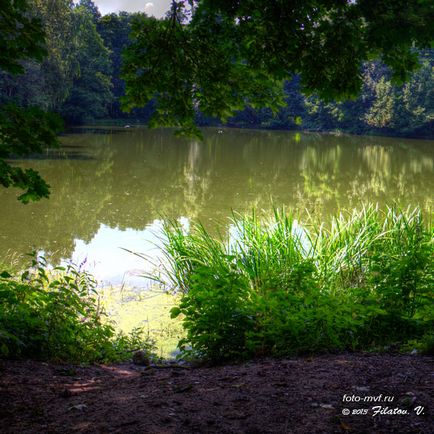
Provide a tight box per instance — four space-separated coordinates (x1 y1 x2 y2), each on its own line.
1 126 433 284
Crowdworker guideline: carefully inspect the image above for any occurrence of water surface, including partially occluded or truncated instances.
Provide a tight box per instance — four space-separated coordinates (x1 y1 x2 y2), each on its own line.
1 126 433 284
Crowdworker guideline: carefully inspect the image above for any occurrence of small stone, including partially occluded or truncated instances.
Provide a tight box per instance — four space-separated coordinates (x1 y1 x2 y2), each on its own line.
133 350 150 366
68 404 87 411
355 386 370 392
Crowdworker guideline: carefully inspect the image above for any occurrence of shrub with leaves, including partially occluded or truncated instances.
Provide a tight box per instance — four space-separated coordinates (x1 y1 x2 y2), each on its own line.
162 206 434 362
0 256 155 363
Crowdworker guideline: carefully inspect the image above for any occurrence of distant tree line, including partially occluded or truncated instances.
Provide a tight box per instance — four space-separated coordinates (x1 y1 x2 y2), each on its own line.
1 0 433 138
224 56 434 138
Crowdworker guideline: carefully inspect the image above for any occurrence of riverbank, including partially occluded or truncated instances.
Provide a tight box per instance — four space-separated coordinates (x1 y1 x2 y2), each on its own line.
1 353 432 433
87 119 434 141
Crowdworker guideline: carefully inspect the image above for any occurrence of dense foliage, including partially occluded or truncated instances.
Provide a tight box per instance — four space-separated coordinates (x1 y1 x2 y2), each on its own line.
227 58 434 137
0 0 113 122
122 0 434 136
59 5 112 124
97 11 155 120
0 256 155 363
2 2 434 137
161 206 434 362
0 0 46 75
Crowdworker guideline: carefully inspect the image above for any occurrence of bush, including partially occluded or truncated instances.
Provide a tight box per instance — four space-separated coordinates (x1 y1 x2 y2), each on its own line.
0 256 154 363
162 206 434 362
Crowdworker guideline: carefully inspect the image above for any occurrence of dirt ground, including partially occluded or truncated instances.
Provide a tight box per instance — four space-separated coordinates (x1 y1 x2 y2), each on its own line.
0 353 433 433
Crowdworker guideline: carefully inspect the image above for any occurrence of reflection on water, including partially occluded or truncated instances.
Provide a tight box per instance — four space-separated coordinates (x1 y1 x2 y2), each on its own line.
70 221 164 286
1 126 433 283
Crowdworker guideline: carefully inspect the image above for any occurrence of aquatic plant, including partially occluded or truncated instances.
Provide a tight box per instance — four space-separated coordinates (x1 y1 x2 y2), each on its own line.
160 205 433 361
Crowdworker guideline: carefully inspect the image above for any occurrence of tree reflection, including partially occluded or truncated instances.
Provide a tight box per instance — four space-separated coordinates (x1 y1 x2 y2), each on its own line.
0 127 432 266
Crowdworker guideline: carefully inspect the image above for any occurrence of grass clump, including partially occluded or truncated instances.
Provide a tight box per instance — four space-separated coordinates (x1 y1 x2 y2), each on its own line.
161 205 433 362
0 255 155 363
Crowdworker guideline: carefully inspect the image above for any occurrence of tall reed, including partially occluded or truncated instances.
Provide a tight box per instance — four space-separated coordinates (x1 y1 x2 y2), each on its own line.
159 205 433 361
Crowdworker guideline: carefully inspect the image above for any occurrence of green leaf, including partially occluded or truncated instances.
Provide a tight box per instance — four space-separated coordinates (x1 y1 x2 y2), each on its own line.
170 307 182 319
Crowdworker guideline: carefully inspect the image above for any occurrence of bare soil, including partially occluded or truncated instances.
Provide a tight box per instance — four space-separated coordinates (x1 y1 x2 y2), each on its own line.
0 353 433 433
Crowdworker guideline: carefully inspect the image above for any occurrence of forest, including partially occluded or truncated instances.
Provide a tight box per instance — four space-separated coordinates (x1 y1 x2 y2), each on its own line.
1 0 434 137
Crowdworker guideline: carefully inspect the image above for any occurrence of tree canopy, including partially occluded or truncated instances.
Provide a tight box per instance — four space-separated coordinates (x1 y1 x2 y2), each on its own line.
0 0 47 74
0 0 111 202
0 0 63 203
122 0 434 136
59 3 112 124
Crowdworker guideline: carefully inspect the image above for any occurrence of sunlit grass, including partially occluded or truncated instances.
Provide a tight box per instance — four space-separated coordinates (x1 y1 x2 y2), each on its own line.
99 285 183 359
